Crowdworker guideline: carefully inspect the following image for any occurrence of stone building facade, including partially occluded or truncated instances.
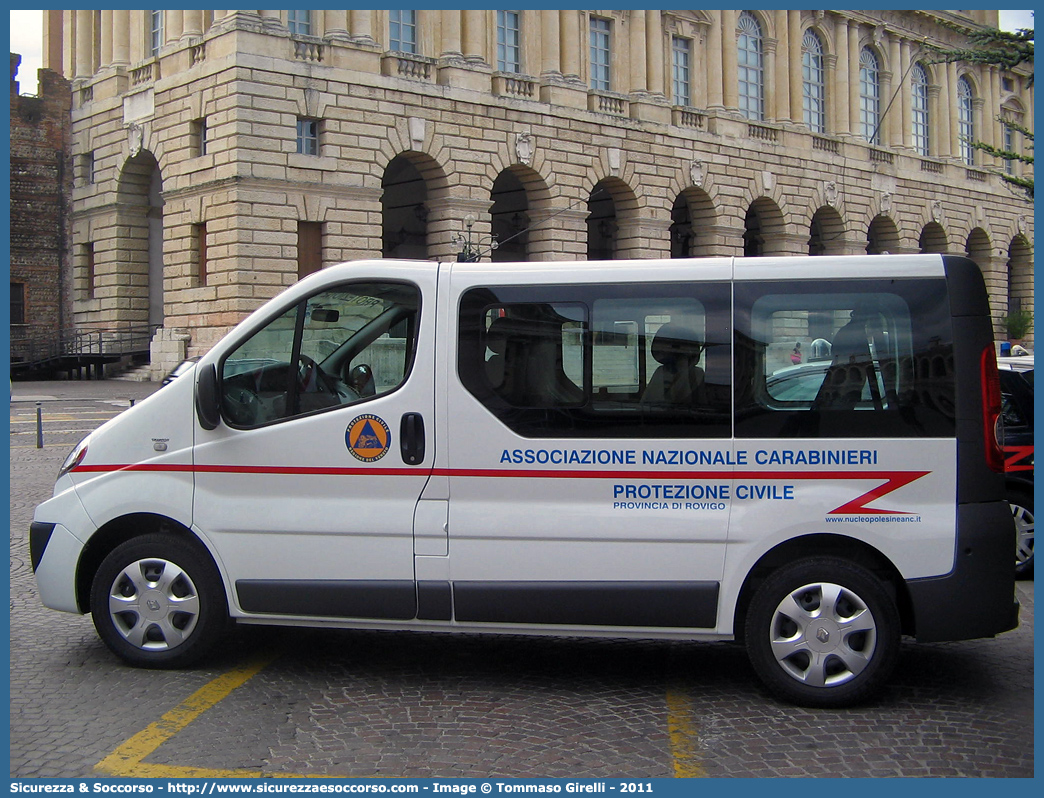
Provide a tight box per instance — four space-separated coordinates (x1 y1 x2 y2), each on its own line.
45 10 1034 375
9 53 73 367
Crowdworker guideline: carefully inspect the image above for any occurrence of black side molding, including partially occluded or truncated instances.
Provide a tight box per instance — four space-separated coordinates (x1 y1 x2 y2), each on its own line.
454 581 720 628
236 580 417 620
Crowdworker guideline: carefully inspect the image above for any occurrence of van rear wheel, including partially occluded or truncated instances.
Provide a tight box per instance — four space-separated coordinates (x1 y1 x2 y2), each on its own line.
1010 489 1034 579
745 558 900 708
90 534 228 668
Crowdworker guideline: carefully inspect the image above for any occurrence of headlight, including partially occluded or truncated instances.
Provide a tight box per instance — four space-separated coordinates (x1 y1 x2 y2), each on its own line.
58 436 90 479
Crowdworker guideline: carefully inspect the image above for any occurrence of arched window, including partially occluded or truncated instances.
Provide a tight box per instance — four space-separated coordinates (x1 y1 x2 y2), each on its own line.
802 29 826 133
737 12 764 121
911 63 930 156
958 76 975 165
859 48 880 144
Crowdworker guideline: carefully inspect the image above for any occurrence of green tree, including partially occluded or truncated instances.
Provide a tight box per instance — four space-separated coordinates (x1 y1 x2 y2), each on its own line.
931 26 1034 199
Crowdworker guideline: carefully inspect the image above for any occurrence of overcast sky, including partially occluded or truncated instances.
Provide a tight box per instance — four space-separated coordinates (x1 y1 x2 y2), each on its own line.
8 9 1037 95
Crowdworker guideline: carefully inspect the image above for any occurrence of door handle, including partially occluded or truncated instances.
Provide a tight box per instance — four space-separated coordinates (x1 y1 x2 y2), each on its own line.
400 413 425 465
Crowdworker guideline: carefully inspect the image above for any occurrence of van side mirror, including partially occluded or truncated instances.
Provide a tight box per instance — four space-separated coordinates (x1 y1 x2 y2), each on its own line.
195 363 221 430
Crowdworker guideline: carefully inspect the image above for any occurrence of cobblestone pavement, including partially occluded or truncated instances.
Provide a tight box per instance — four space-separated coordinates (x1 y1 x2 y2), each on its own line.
10 380 1035 779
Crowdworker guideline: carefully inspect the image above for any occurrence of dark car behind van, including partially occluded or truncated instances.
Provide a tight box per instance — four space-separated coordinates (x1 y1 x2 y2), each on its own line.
999 366 1033 578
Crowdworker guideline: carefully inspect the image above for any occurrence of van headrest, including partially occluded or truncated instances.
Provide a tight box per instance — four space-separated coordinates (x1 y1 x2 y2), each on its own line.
651 323 703 365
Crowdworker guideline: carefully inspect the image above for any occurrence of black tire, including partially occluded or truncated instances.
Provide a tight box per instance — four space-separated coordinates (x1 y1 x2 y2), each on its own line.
744 557 900 708
90 534 229 668
1010 488 1034 580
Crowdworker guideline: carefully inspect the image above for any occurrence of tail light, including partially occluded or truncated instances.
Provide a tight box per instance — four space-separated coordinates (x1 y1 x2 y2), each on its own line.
980 346 1005 473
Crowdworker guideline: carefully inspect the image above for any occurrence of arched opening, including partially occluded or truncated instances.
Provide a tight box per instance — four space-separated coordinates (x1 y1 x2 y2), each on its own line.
490 169 530 262
587 185 616 260
866 215 900 254
1007 234 1034 323
964 227 992 272
115 150 163 328
743 197 786 257
586 178 640 261
808 206 845 256
381 154 431 259
670 188 716 258
919 222 948 254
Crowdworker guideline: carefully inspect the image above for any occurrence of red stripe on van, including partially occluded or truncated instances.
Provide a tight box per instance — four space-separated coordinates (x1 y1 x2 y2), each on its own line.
73 462 927 483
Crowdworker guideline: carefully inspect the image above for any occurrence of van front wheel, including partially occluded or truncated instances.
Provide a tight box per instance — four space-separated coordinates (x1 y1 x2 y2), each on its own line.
90 534 228 668
744 558 900 708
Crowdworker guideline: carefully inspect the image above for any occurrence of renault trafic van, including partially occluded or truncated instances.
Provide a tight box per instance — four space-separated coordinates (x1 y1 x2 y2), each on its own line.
30 254 1018 707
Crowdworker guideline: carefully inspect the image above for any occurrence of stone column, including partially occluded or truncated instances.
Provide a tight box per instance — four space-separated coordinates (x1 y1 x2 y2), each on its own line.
351 10 374 43
848 23 861 139
166 10 183 43
721 9 738 110
972 96 986 163
112 9 130 65
128 10 143 64
774 10 790 121
1023 73 1033 132
183 10 203 38
928 84 943 157
706 11 723 108
323 10 349 41
74 9 92 78
41 10 62 73
834 16 850 135
985 66 1000 154
878 64 893 145
540 10 560 76
900 39 912 148
764 38 778 120
944 61 957 158
258 9 281 36
100 10 113 68
560 11 580 80
788 11 803 124
62 11 75 79
441 10 462 58
888 33 902 147
630 10 647 93
463 10 486 64
646 11 663 95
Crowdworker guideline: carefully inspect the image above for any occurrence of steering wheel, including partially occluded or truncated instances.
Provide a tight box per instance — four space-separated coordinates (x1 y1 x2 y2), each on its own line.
297 354 338 394
298 354 363 406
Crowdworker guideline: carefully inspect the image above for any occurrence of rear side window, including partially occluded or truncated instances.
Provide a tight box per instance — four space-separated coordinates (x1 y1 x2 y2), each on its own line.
458 282 731 438
734 278 956 438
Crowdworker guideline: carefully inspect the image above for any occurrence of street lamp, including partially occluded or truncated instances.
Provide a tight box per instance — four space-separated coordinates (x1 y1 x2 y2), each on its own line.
454 214 498 262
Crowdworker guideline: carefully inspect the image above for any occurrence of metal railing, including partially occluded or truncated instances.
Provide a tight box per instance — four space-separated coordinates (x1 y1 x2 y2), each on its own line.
10 324 156 371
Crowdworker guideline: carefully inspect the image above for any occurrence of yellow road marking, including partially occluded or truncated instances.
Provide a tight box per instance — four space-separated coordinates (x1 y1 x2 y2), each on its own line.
95 646 706 778
666 686 707 778
94 650 309 779
11 416 118 423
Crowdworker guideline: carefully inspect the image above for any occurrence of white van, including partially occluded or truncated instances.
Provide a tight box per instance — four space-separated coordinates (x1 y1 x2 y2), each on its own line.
30 255 1018 707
